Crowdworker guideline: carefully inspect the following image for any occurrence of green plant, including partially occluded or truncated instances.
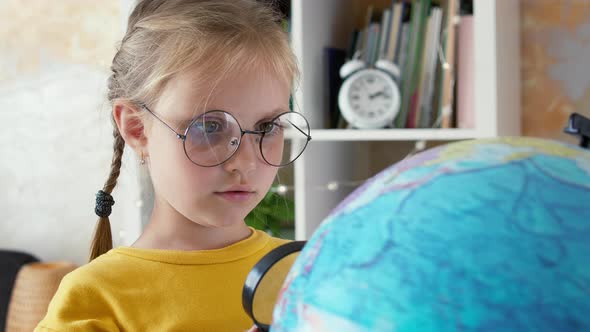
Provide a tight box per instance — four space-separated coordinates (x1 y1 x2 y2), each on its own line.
245 189 294 237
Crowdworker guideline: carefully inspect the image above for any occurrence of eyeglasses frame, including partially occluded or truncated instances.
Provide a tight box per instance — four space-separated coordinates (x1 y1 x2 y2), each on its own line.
140 104 312 167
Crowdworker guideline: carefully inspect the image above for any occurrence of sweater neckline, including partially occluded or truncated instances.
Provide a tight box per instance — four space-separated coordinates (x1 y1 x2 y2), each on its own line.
109 227 269 265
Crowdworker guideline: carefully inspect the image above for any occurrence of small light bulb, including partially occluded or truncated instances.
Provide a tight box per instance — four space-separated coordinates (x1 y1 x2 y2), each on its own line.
415 140 426 151
277 185 288 194
327 182 339 191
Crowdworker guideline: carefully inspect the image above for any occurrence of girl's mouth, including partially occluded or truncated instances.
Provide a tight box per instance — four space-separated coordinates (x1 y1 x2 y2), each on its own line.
214 191 255 202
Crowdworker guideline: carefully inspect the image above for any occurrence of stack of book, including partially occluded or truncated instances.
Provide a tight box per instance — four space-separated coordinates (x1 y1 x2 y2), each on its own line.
333 0 474 129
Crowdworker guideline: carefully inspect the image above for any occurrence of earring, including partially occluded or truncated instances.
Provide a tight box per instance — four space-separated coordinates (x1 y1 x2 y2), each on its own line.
140 152 146 165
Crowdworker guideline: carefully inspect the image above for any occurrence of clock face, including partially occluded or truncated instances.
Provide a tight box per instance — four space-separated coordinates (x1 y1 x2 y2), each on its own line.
338 68 401 129
348 72 395 120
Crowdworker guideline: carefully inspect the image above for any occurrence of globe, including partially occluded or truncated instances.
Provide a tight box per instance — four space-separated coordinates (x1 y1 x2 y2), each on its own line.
271 137 590 332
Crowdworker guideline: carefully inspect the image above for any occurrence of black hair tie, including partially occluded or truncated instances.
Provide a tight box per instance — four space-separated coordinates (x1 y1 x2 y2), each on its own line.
95 190 115 218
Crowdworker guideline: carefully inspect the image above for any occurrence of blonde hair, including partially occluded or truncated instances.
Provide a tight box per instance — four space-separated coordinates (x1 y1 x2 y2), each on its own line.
90 0 298 261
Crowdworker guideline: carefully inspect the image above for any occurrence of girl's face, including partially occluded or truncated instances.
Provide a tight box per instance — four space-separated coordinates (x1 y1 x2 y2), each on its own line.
146 67 291 229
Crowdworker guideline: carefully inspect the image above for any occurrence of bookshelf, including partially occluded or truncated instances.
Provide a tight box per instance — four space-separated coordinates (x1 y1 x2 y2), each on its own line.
304 128 480 141
289 0 521 239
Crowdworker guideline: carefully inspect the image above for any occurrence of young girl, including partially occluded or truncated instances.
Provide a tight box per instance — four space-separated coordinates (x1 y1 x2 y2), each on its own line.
35 0 310 331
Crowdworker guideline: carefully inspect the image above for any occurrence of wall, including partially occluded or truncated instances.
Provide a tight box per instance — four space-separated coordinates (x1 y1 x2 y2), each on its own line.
0 0 141 265
521 0 590 144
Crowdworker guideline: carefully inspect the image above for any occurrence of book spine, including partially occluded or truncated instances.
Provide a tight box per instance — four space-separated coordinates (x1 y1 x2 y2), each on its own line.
379 9 392 60
366 23 381 65
324 48 347 129
395 0 421 128
456 15 474 129
362 5 374 63
419 7 443 128
387 2 403 62
394 3 409 64
398 22 410 75
439 0 459 128
404 0 432 129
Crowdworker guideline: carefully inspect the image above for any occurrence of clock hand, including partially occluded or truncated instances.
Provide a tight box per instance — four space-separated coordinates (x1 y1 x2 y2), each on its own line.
369 91 384 99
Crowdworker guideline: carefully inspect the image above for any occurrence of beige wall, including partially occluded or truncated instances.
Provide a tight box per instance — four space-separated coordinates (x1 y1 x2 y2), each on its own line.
521 0 590 144
0 1 140 265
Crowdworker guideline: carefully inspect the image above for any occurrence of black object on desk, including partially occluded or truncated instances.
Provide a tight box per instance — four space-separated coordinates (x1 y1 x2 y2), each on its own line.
0 250 39 330
564 112 590 148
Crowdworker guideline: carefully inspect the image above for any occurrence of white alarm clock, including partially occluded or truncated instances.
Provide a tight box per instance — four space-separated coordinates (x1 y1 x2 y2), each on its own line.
338 59 401 129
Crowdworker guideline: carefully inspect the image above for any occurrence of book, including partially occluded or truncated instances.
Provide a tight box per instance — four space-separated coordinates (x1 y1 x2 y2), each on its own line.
357 27 367 59
347 29 360 60
456 15 474 128
324 48 347 129
397 22 410 74
361 5 374 63
438 0 459 128
397 0 431 128
394 3 411 64
395 1 419 127
386 2 403 62
418 7 443 128
411 8 435 128
371 23 382 64
378 9 392 60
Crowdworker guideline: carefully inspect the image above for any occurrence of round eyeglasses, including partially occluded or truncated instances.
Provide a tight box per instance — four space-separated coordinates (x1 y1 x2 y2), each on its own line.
141 105 312 167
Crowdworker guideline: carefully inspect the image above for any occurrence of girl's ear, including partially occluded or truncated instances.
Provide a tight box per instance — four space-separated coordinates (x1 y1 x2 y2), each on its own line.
112 102 148 152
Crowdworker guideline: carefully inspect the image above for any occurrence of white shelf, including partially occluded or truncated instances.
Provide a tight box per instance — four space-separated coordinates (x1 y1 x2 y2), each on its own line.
291 0 522 240
308 128 483 141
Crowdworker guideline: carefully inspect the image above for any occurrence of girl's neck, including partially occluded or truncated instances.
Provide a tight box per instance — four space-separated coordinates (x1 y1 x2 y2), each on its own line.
131 199 252 251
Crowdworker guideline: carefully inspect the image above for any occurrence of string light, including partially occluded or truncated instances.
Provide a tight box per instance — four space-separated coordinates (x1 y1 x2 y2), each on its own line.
276 185 288 194
326 182 339 191
271 140 428 194
434 14 457 128
415 140 426 151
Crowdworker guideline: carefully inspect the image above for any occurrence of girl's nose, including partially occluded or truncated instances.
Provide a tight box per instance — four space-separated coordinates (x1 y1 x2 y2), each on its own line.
222 133 261 175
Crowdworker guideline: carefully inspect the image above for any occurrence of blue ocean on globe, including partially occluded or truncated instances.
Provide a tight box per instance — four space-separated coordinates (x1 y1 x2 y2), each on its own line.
271 137 590 332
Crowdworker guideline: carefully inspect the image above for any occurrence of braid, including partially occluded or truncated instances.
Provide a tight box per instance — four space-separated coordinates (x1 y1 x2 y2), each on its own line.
104 127 126 193
89 127 126 261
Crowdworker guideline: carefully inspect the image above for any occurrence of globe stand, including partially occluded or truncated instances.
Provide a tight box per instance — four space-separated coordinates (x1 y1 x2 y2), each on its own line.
564 112 590 149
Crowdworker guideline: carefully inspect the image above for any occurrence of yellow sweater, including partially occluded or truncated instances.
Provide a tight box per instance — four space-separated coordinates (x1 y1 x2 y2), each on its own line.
35 228 288 332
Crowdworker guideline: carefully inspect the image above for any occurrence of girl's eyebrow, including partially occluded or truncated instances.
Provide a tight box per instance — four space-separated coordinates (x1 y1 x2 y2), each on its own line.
260 107 289 120
181 107 290 128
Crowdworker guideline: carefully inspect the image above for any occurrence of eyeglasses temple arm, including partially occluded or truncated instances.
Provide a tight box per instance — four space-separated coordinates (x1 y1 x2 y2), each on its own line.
141 104 185 139
287 120 312 141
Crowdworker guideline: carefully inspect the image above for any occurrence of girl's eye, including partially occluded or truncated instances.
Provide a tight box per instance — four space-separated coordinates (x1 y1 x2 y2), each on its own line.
259 122 273 132
195 120 222 134
259 121 282 134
